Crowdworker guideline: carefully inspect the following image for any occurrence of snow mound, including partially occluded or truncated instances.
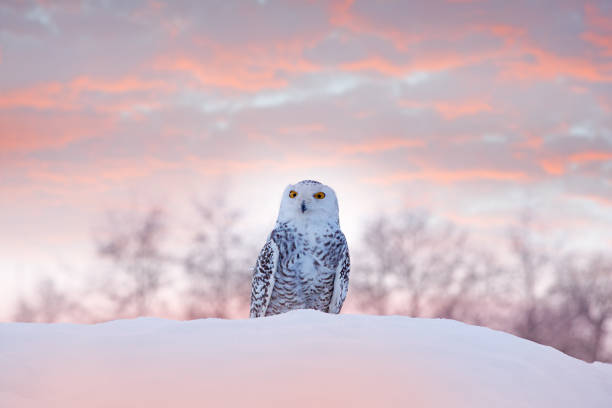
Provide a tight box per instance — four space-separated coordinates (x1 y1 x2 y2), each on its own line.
1 310 611 407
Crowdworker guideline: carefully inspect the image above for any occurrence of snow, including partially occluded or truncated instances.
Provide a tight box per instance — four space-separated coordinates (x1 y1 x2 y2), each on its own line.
1 310 611 408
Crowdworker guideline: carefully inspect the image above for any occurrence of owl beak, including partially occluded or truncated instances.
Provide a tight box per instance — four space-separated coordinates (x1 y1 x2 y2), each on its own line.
301 200 307 213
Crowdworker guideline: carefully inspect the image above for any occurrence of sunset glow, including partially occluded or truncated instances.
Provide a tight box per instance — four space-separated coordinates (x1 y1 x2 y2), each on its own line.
1 0 612 314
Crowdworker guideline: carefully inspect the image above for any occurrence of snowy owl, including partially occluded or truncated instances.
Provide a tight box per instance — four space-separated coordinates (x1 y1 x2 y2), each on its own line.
250 180 350 317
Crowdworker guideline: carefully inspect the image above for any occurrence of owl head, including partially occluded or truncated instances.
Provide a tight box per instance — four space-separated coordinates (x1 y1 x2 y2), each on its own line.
277 180 340 225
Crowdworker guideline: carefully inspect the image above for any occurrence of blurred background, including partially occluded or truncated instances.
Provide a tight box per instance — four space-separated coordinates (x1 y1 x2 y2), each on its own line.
1 0 611 363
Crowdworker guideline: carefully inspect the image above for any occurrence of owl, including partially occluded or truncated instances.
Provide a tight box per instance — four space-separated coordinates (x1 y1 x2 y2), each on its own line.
250 180 350 317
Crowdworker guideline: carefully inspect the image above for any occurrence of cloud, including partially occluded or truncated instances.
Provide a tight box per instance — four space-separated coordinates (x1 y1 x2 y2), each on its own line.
539 151 612 175
0 111 115 153
539 159 565 176
584 3 612 32
339 50 493 77
366 168 529 185
0 76 173 111
339 138 424 154
327 1 612 84
581 32 612 56
0 82 68 110
570 193 612 207
570 151 612 163
329 0 422 51
434 101 493 119
400 100 493 120
153 39 319 92
497 44 612 82
155 55 291 92
70 76 173 94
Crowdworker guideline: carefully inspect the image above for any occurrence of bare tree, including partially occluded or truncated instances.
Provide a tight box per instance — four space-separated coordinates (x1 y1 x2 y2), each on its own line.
351 216 403 315
95 207 172 319
352 213 474 318
432 249 505 324
13 278 88 322
500 210 612 363
553 254 612 362
507 211 554 342
9 200 612 363
182 199 254 319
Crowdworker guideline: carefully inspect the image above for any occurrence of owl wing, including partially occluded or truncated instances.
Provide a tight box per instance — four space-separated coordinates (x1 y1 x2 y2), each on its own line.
329 237 350 314
249 237 279 318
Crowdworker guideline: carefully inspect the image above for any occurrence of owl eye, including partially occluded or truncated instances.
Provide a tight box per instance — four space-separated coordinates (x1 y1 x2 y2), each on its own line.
313 192 326 199
289 190 298 198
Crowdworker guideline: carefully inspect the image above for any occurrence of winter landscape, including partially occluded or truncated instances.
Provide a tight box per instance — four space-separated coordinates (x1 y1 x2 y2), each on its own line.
2 1 612 406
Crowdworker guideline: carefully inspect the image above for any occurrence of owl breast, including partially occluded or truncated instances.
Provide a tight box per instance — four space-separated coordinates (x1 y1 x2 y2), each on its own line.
265 222 338 316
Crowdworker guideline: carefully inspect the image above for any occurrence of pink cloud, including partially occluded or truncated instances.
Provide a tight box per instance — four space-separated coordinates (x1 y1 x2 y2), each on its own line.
570 193 612 207
0 82 69 110
472 24 526 47
366 169 529 185
154 37 319 92
340 56 408 76
585 3 612 32
497 44 612 82
517 133 544 149
570 151 612 163
539 151 612 175
400 99 492 119
582 32 612 56
186 154 361 176
340 138 424 154
539 158 565 176
156 56 287 91
442 211 511 229
0 112 115 153
329 0 422 51
0 76 172 111
70 76 174 94
340 50 492 77
328 2 611 84
433 101 493 119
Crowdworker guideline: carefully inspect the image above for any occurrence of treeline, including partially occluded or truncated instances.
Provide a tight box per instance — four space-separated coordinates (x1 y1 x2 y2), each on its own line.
11 202 612 363
351 212 612 363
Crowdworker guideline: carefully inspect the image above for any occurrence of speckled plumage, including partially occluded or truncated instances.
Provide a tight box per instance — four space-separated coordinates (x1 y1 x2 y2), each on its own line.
250 180 350 318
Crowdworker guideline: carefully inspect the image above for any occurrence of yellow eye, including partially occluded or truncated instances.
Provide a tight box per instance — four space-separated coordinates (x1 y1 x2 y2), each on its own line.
313 192 326 199
289 190 298 198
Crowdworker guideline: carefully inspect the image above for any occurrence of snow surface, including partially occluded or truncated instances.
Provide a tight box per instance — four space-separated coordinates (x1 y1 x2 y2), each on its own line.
1 310 611 408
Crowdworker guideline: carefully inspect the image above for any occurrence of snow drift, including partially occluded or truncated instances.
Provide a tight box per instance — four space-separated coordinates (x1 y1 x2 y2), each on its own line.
1 310 611 407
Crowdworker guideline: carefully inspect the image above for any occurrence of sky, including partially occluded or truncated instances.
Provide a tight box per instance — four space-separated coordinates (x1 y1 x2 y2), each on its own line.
1 0 612 309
